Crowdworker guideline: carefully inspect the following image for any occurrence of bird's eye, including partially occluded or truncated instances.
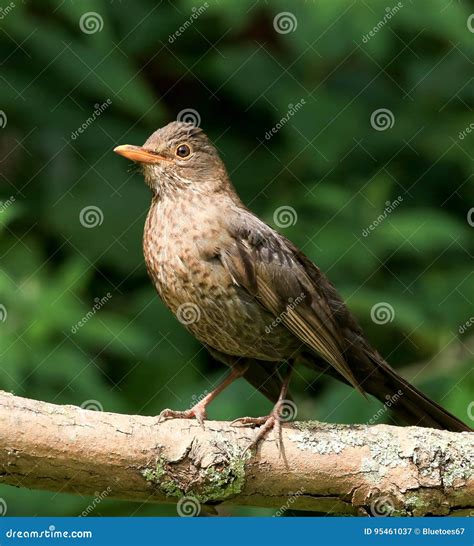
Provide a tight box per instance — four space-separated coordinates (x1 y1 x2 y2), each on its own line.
176 144 191 158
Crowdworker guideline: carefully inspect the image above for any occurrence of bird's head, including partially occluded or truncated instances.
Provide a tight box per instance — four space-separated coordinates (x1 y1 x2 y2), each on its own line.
114 121 229 196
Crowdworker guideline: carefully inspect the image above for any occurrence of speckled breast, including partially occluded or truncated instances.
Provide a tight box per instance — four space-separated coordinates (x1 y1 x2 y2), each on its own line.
142 197 299 361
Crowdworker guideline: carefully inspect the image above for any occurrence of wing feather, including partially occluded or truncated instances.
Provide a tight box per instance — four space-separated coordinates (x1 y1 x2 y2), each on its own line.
219 213 363 392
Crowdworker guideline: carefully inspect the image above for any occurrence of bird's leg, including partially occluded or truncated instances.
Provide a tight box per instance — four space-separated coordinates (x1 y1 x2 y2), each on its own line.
232 361 295 450
157 362 249 427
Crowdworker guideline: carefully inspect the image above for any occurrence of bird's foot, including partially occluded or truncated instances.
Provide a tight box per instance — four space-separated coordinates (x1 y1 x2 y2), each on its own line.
231 404 284 452
157 402 207 428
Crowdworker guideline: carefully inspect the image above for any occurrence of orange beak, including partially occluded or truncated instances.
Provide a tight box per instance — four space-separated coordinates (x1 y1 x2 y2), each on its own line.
113 144 168 164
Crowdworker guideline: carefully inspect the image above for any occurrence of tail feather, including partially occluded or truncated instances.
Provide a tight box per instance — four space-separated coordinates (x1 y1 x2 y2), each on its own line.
363 354 471 432
301 349 471 432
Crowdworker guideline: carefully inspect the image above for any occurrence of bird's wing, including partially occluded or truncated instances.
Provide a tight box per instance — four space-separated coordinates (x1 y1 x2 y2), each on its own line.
219 210 363 392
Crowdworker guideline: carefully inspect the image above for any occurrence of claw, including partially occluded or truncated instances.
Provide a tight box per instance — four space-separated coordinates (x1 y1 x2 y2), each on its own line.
156 366 248 429
231 406 286 454
231 415 268 427
157 403 207 428
245 414 277 453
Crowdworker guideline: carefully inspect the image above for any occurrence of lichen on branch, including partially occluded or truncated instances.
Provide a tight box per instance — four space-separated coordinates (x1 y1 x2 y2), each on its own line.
0 391 472 516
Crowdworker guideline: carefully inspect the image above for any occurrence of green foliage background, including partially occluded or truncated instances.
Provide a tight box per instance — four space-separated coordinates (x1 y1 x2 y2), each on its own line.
0 0 472 516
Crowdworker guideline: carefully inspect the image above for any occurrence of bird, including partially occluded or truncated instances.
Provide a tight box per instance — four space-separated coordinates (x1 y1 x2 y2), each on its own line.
114 121 471 446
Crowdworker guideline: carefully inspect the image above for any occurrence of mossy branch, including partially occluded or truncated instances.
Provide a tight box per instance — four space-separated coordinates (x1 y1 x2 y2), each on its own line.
0 391 472 516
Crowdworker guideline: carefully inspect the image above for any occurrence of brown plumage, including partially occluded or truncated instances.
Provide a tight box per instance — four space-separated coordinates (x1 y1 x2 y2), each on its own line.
114 121 471 444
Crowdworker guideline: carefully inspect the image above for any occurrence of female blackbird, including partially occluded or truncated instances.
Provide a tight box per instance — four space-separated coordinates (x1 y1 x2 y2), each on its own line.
114 121 471 446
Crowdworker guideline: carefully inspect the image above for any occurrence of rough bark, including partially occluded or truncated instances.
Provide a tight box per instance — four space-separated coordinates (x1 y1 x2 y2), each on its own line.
0 391 472 516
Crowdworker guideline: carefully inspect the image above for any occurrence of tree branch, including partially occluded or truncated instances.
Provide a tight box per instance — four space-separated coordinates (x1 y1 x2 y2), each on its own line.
0 391 472 516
